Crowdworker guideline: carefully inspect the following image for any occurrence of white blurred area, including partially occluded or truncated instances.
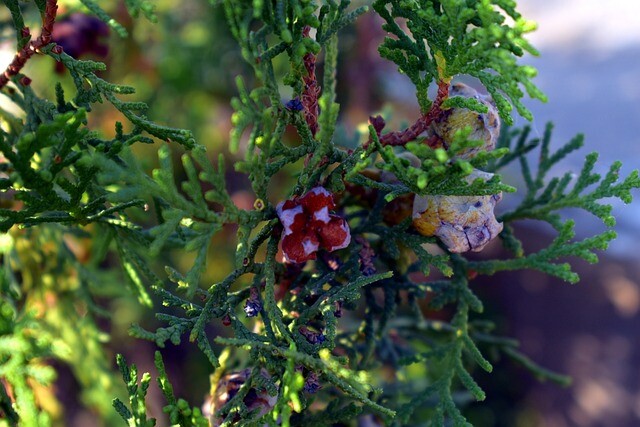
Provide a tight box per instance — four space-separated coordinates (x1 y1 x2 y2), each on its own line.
0 47 14 69
0 42 23 117
520 0 640 52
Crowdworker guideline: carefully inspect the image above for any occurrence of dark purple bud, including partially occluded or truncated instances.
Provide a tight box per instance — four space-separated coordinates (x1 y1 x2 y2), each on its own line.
51 13 110 72
222 314 231 326
244 287 262 317
369 115 386 134
361 264 376 277
285 98 304 111
299 326 325 344
244 300 261 317
356 236 376 276
303 372 321 394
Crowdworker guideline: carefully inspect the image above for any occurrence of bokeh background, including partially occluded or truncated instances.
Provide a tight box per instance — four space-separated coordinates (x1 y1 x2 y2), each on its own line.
476 1 640 425
468 1 640 425
1 0 639 426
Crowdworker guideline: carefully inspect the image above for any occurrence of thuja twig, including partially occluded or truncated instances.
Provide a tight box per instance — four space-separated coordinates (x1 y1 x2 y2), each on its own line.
0 0 59 89
367 80 449 148
301 25 320 137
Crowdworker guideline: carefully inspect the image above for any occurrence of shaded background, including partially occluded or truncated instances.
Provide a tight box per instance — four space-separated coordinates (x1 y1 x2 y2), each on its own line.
2 0 639 425
476 1 640 425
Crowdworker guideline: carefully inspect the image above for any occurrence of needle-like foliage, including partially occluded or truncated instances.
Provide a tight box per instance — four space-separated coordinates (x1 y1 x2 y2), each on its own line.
373 0 547 122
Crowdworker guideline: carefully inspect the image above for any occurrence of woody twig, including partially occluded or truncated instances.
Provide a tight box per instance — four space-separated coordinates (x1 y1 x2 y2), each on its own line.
301 26 320 137
367 80 450 148
0 0 60 89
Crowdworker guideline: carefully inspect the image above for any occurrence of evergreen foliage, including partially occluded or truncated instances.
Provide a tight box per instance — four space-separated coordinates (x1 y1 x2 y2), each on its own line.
0 0 638 426
373 0 546 122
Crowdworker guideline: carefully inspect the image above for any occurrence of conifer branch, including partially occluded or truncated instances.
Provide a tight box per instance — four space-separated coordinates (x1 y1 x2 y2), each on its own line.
371 80 450 148
0 0 58 89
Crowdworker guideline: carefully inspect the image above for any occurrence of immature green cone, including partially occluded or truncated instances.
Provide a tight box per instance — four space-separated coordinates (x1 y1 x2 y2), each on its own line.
431 82 501 159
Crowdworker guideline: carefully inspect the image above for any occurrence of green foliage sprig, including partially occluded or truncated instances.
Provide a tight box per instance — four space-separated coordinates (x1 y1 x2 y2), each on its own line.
496 124 639 230
373 0 546 122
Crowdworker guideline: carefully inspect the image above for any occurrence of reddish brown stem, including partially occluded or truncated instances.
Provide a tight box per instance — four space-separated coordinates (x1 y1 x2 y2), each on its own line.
0 0 59 89
368 80 450 148
301 26 320 137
